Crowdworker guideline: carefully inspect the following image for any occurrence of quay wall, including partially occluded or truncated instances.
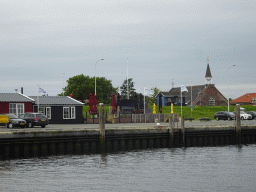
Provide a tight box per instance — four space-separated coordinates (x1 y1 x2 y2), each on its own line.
1 126 256 159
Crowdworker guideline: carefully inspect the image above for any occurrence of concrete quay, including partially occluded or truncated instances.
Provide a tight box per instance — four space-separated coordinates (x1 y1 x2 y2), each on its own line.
1 120 256 160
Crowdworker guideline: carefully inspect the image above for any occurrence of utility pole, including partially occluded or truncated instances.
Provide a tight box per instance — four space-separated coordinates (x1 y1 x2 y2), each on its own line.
127 58 129 99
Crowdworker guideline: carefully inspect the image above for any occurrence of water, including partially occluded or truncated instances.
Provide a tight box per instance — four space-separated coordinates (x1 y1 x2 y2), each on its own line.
0 145 256 192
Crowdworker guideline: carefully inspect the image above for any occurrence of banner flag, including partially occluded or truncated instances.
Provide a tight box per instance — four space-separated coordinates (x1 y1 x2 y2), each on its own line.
181 85 188 92
145 88 153 95
38 87 46 93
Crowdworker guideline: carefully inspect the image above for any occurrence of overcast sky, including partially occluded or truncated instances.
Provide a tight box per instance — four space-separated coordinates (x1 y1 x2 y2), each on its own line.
1 0 256 99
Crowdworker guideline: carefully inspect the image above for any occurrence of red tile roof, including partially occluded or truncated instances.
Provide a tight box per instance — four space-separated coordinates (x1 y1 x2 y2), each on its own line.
230 93 256 104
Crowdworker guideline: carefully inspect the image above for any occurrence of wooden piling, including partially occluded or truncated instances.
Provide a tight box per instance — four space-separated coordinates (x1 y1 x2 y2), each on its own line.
99 103 105 144
181 116 185 147
169 116 174 147
236 104 241 145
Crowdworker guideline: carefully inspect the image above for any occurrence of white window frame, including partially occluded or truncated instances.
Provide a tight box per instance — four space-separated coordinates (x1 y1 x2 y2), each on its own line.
71 107 75 119
9 103 24 116
63 107 76 119
46 107 51 119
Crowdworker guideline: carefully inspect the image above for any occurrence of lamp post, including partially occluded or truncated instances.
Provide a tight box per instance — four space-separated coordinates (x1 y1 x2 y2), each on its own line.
95 59 104 96
228 64 235 112
127 58 129 99
190 80 192 118
62 73 65 95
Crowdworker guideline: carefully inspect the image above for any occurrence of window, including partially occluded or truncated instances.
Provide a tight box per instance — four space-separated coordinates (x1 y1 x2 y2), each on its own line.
9 103 24 116
63 107 76 119
46 107 51 119
33 106 51 119
208 97 215 106
39 107 45 114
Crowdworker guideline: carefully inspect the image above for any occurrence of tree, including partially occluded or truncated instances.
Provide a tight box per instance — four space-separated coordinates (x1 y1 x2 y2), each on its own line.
147 87 160 106
119 78 136 100
59 74 118 104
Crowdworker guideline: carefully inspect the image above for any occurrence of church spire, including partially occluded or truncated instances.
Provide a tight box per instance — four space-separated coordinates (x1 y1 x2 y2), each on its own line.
205 57 212 84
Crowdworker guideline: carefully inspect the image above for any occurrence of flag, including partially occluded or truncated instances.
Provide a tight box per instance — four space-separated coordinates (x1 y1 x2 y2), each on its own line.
181 85 188 92
145 88 154 95
38 87 46 93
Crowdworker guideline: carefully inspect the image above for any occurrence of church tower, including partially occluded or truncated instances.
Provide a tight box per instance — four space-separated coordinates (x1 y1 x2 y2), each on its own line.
205 57 212 85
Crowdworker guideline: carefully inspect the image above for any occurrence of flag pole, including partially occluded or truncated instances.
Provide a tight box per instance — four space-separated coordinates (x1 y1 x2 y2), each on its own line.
144 86 145 114
181 86 182 118
37 84 39 113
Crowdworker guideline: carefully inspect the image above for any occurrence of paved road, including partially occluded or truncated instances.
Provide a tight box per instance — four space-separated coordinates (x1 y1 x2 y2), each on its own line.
0 120 256 132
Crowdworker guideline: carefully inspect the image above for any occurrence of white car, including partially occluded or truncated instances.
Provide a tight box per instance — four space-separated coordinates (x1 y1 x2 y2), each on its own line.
240 111 252 120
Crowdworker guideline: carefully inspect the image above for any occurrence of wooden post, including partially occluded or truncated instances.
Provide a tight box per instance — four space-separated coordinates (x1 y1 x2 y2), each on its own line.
169 116 174 147
181 116 185 147
236 104 241 145
99 103 105 150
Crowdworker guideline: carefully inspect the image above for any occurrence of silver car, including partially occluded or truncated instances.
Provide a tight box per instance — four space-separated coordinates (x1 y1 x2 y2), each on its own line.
2 114 26 128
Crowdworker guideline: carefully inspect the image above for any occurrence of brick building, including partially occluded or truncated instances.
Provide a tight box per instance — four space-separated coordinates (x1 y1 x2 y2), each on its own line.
157 61 228 106
230 93 256 106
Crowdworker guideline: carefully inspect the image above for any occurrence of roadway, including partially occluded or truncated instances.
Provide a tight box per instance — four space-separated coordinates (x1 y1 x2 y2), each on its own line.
0 120 256 133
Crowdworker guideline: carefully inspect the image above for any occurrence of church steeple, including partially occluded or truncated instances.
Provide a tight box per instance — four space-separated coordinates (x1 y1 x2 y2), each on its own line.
205 57 212 84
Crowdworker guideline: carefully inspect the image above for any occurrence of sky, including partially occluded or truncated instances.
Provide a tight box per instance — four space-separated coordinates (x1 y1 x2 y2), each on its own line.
1 0 256 100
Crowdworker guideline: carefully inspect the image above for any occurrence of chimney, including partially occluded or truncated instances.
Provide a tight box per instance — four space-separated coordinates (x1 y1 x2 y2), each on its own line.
21 87 23 94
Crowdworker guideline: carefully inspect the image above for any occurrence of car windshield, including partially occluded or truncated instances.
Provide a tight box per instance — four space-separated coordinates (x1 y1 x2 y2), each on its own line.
36 114 46 118
7 114 19 119
241 111 247 114
226 112 234 115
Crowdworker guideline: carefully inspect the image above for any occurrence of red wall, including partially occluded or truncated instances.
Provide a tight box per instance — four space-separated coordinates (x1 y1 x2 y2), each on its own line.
0 103 9 114
25 103 33 112
0 102 33 114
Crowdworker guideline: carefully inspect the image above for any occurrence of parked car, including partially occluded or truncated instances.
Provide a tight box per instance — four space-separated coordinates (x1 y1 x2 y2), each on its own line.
245 111 256 120
19 113 49 128
232 111 252 120
214 111 235 121
1 114 26 128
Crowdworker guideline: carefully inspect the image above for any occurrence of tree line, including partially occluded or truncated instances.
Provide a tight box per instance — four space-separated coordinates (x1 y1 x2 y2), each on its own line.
59 74 159 105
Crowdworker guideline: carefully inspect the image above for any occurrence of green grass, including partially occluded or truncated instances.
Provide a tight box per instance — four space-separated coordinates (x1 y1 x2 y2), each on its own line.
83 105 115 118
83 105 256 120
149 105 256 120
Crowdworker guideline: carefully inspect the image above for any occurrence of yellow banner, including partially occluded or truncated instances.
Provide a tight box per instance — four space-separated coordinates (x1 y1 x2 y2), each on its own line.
0 115 9 123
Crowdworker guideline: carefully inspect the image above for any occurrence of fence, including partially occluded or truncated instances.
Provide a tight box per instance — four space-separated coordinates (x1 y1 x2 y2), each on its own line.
85 112 132 124
132 113 179 123
85 112 179 124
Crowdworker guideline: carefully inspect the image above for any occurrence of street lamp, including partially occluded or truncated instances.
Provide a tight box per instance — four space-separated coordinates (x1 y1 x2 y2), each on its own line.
228 64 235 112
95 59 104 96
190 80 192 118
127 58 129 99
62 73 65 95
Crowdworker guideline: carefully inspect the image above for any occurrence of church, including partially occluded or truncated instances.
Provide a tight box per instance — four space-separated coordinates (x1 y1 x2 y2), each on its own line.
156 61 228 107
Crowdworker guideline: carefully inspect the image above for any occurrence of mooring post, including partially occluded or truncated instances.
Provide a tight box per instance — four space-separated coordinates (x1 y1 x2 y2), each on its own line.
181 116 185 147
169 116 174 147
236 104 241 145
99 103 106 150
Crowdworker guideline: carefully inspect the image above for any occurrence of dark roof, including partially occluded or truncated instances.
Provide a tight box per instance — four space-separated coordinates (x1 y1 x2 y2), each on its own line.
0 93 35 102
168 85 206 102
29 96 84 105
205 63 212 78
160 92 172 97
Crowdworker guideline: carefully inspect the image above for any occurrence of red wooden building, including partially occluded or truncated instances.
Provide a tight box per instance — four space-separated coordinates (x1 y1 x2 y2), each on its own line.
0 93 34 116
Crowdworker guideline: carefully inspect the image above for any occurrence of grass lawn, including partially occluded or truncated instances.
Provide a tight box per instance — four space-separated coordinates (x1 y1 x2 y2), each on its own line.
83 105 256 120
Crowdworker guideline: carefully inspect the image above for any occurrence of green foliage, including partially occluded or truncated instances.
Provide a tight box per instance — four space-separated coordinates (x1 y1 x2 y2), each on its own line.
60 74 118 104
147 87 160 106
83 105 118 117
119 78 136 99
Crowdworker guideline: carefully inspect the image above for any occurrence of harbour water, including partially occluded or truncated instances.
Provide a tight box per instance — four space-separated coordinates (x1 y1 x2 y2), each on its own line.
0 145 255 192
